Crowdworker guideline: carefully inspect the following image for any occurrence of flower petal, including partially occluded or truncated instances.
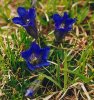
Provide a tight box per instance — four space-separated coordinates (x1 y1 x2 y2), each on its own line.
21 48 32 60
12 17 24 25
35 61 50 68
65 18 76 27
28 8 36 19
26 61 50 70
30 42 40 54
62 12 69 19
26 61 36 70
52 14 63 28
52 14 62 22
41 47 50 60
21 42 40 61
17 7 27 17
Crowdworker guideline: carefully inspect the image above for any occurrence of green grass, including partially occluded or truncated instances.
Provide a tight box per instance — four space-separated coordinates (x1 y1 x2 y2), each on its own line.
0 0 94 99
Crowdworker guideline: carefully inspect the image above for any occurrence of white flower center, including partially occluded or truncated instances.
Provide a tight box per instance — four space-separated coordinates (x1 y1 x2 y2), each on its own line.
30 53 39 65
60 24 65 28
26 19 30 24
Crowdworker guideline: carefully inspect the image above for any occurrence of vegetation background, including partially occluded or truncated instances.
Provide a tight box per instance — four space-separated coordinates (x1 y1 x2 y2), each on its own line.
0 0 94 100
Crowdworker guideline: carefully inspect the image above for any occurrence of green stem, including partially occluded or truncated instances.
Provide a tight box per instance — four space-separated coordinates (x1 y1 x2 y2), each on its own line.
64 51 68 91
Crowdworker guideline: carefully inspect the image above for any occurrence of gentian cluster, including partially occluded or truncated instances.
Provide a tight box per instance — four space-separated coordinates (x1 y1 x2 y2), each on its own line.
12 5 76 97
12 7 50 71
12 7 38 39
52 12 76 43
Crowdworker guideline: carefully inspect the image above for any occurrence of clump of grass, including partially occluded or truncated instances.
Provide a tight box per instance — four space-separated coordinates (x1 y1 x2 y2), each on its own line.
0 0 94 99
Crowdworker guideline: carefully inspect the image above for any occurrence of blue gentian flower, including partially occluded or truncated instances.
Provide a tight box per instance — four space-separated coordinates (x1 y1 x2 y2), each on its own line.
21 42 50 70
52 12 76 42
12 7 38 39
25 88 34 97
25 77 43 97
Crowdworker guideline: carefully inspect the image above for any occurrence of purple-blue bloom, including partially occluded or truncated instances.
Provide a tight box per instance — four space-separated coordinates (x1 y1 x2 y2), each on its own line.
52 12 76 42
12 7 38 39
21 42 50 70
25 78 43 97
25 88 34 97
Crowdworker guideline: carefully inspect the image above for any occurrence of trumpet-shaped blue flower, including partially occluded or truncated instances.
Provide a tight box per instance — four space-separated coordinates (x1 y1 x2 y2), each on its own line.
12 7 38 39
21 42 50 70
25 78 43 97
52 12 76 42
25 88 34 97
